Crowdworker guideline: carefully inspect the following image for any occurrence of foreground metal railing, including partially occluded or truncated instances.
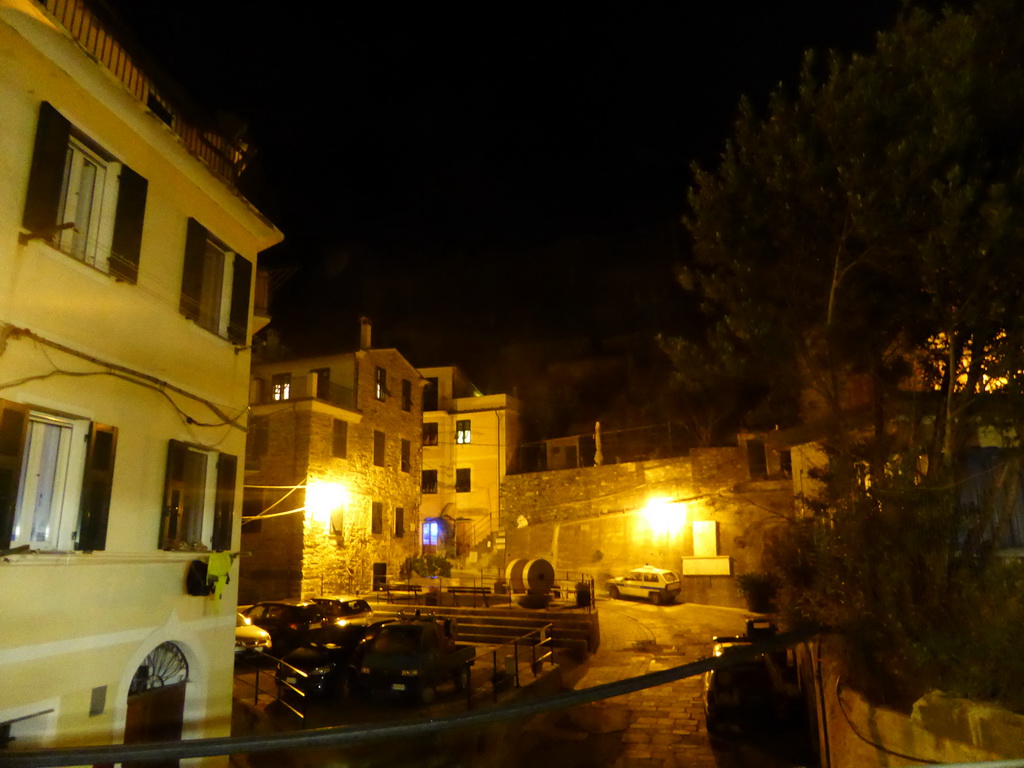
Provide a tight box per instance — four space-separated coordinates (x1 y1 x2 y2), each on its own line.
461 623 555 709
233 653 312 721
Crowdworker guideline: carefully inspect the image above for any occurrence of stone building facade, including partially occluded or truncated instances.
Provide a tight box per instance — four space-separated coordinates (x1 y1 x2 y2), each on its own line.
239 342 423 603
499 446 794 607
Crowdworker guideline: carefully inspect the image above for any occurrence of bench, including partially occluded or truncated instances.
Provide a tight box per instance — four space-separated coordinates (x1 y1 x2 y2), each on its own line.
382 583 423 603
447 586 491 607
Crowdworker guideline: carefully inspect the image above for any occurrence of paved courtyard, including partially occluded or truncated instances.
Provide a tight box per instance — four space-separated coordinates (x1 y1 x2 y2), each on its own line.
512 598 813 768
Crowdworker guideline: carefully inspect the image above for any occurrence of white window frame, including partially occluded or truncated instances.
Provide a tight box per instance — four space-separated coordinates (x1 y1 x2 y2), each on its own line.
179 446 217 546
11 412 88 551
272 373 291 402
57 136 120 271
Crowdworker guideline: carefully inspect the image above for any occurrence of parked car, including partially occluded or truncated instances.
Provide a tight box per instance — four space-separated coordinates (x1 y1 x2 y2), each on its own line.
357 610 475 704
702 619 798 735
234 612 272 658
607 565 681 604
241 599 328 655
311 595 375 627
277 622 388 703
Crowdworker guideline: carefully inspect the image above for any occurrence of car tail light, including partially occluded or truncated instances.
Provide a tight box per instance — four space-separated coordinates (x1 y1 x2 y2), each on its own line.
289 622 300 630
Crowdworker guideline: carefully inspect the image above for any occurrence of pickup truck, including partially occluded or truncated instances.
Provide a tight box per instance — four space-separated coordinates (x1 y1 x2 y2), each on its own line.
356 611 475 704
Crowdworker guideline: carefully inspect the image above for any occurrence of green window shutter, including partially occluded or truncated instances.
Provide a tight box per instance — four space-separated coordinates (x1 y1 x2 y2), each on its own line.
22 101 70 234
76 423 118 551
0 400 30 547
180 218 207 320
109 165 147 284
160 439 188 549
228 253 252 345
213 453 237 551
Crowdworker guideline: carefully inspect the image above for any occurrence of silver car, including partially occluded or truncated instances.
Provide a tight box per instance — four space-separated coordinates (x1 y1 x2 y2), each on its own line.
234 612 272 658
607 565 681 605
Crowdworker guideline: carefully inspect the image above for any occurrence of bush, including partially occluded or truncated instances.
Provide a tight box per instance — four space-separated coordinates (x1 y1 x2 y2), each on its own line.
399 554 453 580
766 453 1024 713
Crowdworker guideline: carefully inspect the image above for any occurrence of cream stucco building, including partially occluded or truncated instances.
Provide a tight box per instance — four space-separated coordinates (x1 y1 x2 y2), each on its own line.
418 367 521 555
0 0 281 760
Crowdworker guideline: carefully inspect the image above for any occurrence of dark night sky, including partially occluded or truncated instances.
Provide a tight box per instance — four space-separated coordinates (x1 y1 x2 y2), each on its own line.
106 1 901 386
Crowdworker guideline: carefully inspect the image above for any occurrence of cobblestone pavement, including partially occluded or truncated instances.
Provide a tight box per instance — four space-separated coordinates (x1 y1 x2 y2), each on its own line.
513 598 812 768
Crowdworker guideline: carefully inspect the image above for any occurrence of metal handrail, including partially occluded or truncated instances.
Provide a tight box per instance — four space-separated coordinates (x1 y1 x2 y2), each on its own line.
461 623 555 710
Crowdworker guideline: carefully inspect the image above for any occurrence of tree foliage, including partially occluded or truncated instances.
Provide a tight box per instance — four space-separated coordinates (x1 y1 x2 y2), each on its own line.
683 0 1024 466
683 0 1024 710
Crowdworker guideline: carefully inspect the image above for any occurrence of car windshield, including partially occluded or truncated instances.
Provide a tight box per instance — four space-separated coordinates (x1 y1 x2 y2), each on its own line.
337 599 370 616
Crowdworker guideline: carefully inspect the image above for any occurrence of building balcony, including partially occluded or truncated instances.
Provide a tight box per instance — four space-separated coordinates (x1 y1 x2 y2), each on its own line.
33 0 249 186
251 374 357 411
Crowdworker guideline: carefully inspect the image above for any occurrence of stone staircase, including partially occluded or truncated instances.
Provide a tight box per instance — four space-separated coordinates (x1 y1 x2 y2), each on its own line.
370 602 600 659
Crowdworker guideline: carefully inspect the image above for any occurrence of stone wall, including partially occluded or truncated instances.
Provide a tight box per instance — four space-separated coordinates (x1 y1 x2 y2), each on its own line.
807 637 1024 766
241 347 425 601
239 406 311 604
498 448 793 608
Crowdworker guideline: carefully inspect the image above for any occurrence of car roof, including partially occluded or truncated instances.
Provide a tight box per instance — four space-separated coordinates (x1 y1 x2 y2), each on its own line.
314 595 367 603
627 565 674 575
254 598 319 607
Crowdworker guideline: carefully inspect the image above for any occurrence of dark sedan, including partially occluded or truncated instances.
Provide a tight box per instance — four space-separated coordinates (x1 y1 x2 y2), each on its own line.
241 599 328 656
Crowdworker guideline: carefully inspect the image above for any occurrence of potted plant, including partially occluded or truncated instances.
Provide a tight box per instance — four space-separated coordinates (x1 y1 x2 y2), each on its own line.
736 572 779 613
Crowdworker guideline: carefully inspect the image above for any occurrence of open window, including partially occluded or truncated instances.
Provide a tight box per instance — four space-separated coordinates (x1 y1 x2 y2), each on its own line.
159 440 236 551
179 218 251 344
0 400 118 552
22 102 147 282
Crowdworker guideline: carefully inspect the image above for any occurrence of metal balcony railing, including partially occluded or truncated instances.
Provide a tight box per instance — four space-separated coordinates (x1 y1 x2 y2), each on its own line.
254 375 357 411
33 0 247 186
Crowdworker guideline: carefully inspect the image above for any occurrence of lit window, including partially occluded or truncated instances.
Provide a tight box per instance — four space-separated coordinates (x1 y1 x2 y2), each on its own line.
456 419 471 444
22 102 147 282
271 373 291 401
423 422 438 446
423 520 439 547
160 440 236 550
422 469 438 494
375 367 387 401
1 401 118 552
456 468 471 493
180 218 253 344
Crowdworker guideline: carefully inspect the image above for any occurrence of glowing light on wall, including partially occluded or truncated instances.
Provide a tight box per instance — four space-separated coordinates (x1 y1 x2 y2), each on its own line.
641 496 687 537
305 481 349 527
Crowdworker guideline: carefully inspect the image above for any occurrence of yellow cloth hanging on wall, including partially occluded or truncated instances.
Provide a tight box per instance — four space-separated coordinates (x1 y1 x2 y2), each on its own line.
207 551 233 599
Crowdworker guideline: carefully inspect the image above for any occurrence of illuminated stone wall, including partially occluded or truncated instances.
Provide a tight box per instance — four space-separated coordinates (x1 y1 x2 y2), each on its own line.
500 448 794 608
241 348 423 602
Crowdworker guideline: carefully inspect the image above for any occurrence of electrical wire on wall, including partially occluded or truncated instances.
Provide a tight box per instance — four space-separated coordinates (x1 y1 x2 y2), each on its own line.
834 677 940 765
240 483 305 525
0 323 248 449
